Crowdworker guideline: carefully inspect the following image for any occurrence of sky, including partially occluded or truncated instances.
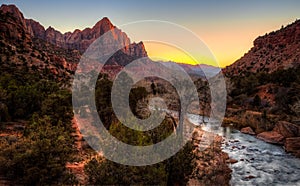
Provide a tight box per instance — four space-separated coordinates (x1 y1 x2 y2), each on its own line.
1 0 300 67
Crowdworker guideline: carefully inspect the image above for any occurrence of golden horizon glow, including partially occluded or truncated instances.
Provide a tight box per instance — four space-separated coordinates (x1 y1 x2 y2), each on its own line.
144 18 298 68
145 42 196 65
144 41 243 68
144 42 220 67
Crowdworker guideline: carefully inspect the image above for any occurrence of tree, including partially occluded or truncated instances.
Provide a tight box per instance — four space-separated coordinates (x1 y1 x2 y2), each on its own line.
0 103 10 122
166 141 195 185
41 90 73 125
85 112 195 185
151 81 157 95
129 86 148 117
0 115 74 185
253 95 261 108
196 79 209 124
85 157 167 185
95 77 114 129
261 109 269 130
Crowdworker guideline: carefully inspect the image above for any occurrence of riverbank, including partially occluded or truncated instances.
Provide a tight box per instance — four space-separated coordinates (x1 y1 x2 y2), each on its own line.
222 108 300 158
188 113 300 185
188 127 232 185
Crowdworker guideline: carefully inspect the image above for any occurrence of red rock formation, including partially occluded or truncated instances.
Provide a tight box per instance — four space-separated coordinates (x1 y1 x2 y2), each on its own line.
45 26 65 48
257 131 285 144
25 14 147 59
0 4 80 78
241 127 255 135
0 3 147 62
223 20 300 76
273 121 300 138
0 3 148 80
0 4 26 28
0 4 31 43
255 121 300 155
26 19 45 39
284 137 300 157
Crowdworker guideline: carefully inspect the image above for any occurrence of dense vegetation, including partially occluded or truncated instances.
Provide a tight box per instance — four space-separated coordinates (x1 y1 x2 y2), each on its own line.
0 65 75 184
228 66 300 116
84 139 195 185
83 73 195 185
0 64 196 185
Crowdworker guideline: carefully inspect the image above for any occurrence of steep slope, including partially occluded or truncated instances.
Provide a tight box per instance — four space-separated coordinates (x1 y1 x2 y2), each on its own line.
0 4 80 80
0 4 31 47
223 20 300 77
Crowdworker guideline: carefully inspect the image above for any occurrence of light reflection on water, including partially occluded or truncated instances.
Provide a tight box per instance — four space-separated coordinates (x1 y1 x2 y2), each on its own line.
188 114 300 186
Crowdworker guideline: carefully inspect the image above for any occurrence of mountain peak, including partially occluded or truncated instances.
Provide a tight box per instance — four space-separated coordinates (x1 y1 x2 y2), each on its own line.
0 4 26 27
92 17 115 35
95 17 113 26
101 16 111 22
46 26 54 30
0 4 20 13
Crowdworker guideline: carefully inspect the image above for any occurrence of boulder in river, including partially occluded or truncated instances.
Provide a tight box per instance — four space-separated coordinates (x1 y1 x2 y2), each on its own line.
241 127 255 135
284 137 300 157
273 121 300 138
257 131 284 144
244 175 256 180
228 158 238 164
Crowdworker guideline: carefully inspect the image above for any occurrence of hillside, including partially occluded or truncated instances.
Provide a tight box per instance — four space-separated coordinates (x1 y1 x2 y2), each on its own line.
223 20 300 158
223 19 300 77
0 4 79 80
0 4 149 80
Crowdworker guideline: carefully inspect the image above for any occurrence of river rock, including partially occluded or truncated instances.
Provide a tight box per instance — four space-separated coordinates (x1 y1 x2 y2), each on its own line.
257 131 284 144
244 175 256 180
241 127 256 135
228 159 238 164
191 128 232 185
284 137 300 156
273 121 300 138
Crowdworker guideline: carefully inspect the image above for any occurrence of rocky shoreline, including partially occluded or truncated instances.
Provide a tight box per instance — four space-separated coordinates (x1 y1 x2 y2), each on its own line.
223 110 300 158
188 128 232 185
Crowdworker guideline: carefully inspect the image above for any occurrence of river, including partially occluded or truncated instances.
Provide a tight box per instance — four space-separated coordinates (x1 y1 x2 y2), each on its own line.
188 114 300 185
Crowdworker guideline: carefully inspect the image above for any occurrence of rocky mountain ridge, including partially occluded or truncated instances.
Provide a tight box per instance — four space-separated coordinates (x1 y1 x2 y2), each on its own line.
0 5 147 62
1 4 147 58
223 19 300 77
0 4 151 79
26 17 147 58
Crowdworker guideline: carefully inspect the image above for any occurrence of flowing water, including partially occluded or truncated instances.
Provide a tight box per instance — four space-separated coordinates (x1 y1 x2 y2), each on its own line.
188 114 300 186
